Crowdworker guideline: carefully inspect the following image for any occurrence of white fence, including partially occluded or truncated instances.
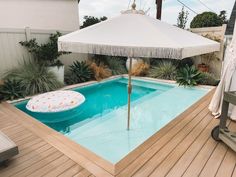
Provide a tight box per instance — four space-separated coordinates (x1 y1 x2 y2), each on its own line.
0 27 87 78
190 25 227 78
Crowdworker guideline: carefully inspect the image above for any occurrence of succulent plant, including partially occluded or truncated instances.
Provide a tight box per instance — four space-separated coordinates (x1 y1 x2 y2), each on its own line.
0 79 25 101
65 61 93 84
176 65 202 87
4 61 63 96
149 61 177 80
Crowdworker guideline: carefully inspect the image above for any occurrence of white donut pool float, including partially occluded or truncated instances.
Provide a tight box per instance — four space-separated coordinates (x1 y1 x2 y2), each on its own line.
26 90 85 113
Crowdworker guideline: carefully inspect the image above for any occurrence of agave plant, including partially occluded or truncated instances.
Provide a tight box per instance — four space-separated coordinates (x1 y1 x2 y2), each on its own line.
149 61 177 80
176 65 202 87
105 57 127 75
198 72 219 86
5 61 63 96
65 61 93 84
0 79 25 100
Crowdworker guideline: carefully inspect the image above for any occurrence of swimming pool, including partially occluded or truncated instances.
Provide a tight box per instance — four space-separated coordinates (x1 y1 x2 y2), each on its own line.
15 77 209 164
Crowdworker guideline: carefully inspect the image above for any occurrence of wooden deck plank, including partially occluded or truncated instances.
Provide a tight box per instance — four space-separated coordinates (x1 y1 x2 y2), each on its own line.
0 147 56 176
199 143 228 177
11 151 63 177
182 136 218 177
57 164 83 177
73 169 92 177
151 114 216 177
43 159 76 177
231 165 236 177
133 104 211 177
15 141 47 158
165 117 219 177
27 155 69 177
215 148 236 177
13 144 52 164
117 93 212 177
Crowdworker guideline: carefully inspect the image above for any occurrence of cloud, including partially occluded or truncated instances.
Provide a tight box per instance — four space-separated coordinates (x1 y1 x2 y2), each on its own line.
79 0 235 27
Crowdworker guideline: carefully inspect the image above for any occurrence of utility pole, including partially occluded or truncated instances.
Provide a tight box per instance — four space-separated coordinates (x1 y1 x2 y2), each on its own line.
156 0 163 20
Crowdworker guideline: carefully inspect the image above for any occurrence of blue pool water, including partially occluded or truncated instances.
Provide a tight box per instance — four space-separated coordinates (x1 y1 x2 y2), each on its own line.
15 77 209 163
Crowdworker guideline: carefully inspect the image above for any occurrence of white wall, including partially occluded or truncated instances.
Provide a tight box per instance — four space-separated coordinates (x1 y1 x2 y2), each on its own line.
0 28 88 79
190 25 227 79
0 0 79 31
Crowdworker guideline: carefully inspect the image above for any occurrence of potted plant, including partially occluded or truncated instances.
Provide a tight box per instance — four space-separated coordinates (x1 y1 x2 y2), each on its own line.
20 32 68 83
197 52 215 72
197 34 221 73
197 62 209 72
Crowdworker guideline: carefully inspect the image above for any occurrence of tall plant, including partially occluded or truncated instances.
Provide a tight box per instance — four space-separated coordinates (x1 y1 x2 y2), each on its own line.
177 6 189 29
149 61 177 80
105 56 127 75
5 61 63 96
20 32 67 66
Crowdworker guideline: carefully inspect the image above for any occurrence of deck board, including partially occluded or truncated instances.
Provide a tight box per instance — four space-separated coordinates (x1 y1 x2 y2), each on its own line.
0 89 236 177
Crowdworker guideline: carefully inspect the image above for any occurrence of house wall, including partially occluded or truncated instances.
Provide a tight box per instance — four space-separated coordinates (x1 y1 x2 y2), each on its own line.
190 25 227 79
0 28 88 79
0 0 87 79
0 0 79 31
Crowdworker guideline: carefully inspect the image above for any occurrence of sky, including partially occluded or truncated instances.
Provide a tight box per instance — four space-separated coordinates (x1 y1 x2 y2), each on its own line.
79 0 235 27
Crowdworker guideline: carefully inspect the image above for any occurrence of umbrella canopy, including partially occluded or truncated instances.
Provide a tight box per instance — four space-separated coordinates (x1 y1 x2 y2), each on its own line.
58 5 220 130
58 10 220 59
209 23 236 120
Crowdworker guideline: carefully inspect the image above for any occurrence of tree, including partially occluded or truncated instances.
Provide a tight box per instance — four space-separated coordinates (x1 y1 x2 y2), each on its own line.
190 12 223 28
81 16 108 29
177 6 189 29
219 10 228 24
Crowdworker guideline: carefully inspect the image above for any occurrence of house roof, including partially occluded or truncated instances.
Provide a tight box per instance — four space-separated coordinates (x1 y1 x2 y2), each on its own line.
226 0 236 35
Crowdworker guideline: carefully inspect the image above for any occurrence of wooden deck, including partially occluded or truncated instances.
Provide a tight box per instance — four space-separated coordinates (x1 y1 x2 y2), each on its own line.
0 89 236 177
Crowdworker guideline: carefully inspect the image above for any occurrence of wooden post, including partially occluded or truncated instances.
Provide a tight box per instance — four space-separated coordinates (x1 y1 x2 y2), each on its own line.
127 58 132 130
25 27 31 41
156 0 163 20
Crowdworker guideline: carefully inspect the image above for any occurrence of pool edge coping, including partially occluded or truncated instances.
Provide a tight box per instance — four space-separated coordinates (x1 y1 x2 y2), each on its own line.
8 75 215 104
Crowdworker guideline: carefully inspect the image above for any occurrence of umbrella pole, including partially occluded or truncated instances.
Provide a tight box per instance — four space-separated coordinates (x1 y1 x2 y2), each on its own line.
127 58 132 130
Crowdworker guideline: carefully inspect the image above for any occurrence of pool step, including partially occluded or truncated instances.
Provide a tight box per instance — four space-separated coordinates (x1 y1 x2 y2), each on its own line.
117 79 174 91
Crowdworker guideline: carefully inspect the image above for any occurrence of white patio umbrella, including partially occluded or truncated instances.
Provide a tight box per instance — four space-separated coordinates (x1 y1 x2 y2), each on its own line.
58 2 220 130
209 22 236 120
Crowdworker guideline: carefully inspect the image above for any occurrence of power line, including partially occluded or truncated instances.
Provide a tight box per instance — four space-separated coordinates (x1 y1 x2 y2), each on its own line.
176 0 198 15
196 0 216 13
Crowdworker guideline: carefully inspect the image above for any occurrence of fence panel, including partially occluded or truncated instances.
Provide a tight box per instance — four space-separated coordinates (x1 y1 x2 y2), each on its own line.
190 24 227 78
0 27 87 78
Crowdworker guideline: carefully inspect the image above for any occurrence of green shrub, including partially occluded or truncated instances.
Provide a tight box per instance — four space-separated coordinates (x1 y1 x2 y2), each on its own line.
105 57 127 75
20 32 68 66
149 61 177 80
65 61 93 84
176 58 194 69
0 79 25 100
176 65 202 87
198 72 219 86
5 61 63 96
190 12 223 28
81 16 107 29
